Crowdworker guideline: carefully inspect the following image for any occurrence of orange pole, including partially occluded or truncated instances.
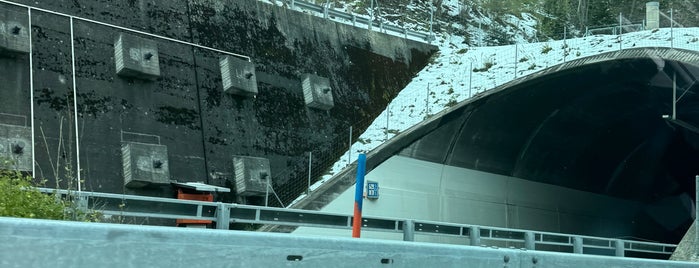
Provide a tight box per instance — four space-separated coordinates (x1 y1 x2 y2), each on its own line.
352 154 367 238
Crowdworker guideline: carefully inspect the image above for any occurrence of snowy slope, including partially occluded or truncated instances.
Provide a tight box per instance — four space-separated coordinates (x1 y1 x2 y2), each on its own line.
289 27 699 207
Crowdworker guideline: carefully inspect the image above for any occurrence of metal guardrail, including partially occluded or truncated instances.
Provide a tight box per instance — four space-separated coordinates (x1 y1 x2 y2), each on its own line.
39 188 677 258
279 0 433 43
3 217 695 268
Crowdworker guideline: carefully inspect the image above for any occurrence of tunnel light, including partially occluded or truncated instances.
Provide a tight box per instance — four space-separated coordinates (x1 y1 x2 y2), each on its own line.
662 115 670 119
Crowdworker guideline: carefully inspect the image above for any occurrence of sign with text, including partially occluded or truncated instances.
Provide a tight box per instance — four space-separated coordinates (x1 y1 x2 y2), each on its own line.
366 181 379 199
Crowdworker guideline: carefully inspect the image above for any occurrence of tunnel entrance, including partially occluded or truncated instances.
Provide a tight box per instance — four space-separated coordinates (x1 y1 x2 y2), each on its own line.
397 48 699 246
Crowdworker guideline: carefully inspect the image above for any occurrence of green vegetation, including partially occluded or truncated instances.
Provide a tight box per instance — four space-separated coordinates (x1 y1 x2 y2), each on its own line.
541 44 553 54
386 129 401 135
477 0 539 17
0 169 101 221
473 61 495 72
444 99 458 108
0 170 65 219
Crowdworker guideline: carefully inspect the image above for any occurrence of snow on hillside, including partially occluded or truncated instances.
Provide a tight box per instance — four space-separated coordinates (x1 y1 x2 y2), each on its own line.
288 27 699 207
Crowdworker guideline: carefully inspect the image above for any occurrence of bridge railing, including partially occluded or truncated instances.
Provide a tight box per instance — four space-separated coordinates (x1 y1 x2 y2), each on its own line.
39 187 677 258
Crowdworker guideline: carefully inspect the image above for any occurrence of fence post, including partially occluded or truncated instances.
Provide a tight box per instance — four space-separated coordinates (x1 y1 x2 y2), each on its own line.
514 43 518 79
69 17 82 192
469 62 473 97
403 220 415 241
573 236 583 254
427 1 434 43
425 83 430 116
469 226 480 246
670 9 674 48
618 12 623 51
348 126 352 166
265 178 269 207
385 104 390 141
215 202 230 230
615 239 625 257
563 27 567 62
368 0 373 31
524 232 535 250
307 151 312 195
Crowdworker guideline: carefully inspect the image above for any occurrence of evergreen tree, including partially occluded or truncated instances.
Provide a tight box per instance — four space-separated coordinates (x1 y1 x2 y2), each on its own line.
539 0 572 39
587 0 615 26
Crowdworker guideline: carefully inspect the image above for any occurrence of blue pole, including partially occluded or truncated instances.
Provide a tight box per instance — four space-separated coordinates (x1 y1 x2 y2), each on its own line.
352 154 367 238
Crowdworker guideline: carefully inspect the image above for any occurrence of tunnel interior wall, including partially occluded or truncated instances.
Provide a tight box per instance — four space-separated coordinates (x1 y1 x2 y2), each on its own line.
0 0 436 205
294 155 643 247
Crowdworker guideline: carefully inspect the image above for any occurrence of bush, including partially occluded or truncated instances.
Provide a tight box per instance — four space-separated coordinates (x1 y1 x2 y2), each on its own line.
0 170 101 222
541 44 553 54
0 170 65 219
444 99 458 108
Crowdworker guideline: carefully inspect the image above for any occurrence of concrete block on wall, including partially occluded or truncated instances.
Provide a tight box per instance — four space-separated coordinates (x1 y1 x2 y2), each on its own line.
232 156 270 196
0 123 32 172
302 74 334 110
220 56 257 96
122 142 169 188
114 33 160 80
0 7 29 55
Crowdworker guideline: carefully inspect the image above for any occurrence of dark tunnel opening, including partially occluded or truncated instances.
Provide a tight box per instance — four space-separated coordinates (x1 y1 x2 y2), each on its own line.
398 52 699 247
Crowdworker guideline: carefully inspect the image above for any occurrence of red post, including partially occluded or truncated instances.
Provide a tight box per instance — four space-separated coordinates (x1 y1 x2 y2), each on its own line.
352 154 367 238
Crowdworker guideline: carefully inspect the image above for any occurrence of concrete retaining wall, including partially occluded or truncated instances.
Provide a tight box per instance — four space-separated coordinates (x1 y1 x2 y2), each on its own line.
0 0 436 205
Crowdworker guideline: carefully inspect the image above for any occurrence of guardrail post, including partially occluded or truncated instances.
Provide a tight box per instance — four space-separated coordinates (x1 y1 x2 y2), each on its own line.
75 192 88 212
469 226 480 246
352 15 356 26
215 202 230 230
695 175 698 256
524 232 535 250
573 236 583 254
403 220 415 241
615 239 625 257
290 0 295 9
